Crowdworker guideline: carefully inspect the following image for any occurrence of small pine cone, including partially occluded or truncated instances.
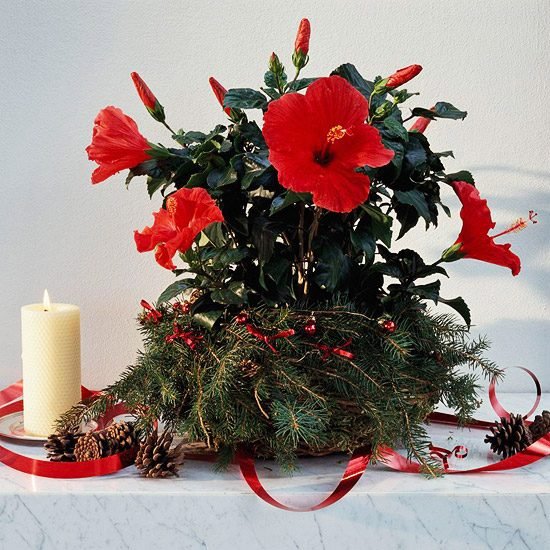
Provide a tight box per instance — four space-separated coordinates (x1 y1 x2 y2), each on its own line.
484 413 533 460
45 430 83 462
239 359 261 378
135 429 184 478
529 410 550 441
74 432 104 461
103 420 136 453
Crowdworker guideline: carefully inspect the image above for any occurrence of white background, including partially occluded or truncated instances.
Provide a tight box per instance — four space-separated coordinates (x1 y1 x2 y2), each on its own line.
0 1 548 393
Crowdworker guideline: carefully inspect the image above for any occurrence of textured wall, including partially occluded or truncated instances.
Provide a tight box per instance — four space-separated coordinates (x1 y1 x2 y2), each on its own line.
0 0 548 393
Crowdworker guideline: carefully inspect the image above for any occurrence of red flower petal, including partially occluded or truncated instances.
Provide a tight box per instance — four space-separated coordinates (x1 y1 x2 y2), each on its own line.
134 187 224 270
86 106 151 184
451 181 521 276
263 75 394 212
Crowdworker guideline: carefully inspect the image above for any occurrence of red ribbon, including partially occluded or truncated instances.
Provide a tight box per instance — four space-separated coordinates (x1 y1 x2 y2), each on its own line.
489 366 541 420
237 446 371 512
1 367 548 509
246 324 295 354
165 323 203 350
429 443 468 470
140 299 162 323
315 338 355 361
0 381 135 478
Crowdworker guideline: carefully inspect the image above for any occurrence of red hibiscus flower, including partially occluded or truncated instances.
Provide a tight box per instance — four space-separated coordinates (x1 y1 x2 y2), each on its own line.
86 106 152 184
209 77 232 116
131 72 166 123
134 187 224 270
263 75 394 212
385 64 423 89
443 181 529 276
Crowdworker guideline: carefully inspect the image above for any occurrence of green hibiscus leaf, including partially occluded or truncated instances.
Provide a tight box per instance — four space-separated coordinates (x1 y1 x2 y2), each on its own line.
224 89 268 110
439 296 472 328
158 279 194 304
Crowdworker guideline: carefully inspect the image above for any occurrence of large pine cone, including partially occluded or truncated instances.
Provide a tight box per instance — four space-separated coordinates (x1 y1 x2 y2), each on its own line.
529 410 550 441
484 413 532 459
103 420 136 453
135 429 184 478
44 430 83 462
74 432 109 461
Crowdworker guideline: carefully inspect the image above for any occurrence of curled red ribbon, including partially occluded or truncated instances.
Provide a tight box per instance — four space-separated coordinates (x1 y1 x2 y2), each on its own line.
140 299 163 323
1 366 548 509
237 446 371 512
165 323 203 349
429 443 468 470
246 324 296 353
315 338 355 361
0 382 135 478
489 366 541 420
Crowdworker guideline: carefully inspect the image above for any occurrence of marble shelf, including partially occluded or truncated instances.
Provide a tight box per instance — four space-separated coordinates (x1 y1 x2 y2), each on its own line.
1 394 548 550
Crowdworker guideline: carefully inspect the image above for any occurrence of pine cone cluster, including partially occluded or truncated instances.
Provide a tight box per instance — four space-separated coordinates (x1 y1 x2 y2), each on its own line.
484 413 532 459
530 410 550 441
45 429 83 462
485 410 550 460
135 429 184 478
45 420 137 462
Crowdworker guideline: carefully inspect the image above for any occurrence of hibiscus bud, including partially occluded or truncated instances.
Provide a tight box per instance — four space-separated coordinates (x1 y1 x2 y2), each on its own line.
130 72 166 123
208 76 232 116
376 64 423 92
409 105 435 134
269 52 284 75
410 116 432 134
386 64 423 89
292 18 311 70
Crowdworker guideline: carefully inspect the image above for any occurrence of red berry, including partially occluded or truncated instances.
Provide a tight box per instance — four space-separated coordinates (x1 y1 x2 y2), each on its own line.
304 318 317 336
382 320 396 333
235 312 249 325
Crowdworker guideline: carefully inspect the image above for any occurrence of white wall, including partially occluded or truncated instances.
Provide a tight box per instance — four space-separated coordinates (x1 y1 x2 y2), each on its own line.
0 0 548 394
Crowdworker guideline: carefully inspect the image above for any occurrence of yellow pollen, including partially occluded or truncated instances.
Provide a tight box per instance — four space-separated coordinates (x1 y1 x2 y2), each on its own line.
166 197 177 215
326 125 347 144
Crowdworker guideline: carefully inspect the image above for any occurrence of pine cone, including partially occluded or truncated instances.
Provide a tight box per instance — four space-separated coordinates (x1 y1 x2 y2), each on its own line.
484 413 532 459
104 420 136 453
239 359 261 378
45 430 83 462
529 410 550 441
74 432 106 461
135 429 184 478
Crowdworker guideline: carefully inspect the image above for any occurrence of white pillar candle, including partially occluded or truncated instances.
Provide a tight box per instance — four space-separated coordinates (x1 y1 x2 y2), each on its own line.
21 290 81 436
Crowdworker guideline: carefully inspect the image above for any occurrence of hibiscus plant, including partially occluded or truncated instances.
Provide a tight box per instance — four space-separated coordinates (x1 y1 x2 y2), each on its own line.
72 18 535 470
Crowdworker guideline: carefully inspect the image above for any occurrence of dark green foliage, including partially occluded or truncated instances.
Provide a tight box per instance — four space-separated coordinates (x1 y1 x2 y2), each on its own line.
56 301 501 473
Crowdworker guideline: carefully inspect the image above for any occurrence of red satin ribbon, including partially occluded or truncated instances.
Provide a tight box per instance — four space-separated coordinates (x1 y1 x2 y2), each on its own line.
140 299 163 323
1 366 548 508
315 338 355 361
237 446 371 512
236 367 549 510
246 324 296 353
0 381 135 478
489 366 541 420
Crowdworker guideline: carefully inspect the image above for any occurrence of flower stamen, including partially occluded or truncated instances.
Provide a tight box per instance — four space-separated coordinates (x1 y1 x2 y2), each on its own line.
326 125 348 144
166 196 178 216
491 210 538 239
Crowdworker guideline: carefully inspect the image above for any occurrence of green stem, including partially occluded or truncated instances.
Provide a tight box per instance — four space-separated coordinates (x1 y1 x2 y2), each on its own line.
162 121 177 135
